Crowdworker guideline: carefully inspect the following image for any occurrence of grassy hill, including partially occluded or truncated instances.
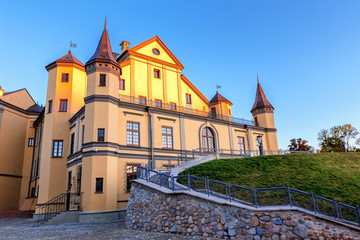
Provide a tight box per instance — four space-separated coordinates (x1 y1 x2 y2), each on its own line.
179 152 360 206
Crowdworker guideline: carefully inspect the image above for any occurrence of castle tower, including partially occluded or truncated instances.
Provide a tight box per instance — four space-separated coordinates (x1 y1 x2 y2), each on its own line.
37 51 86 204
209 91 233 117
82 19 121 212
251 75 278 152
251 76 274 128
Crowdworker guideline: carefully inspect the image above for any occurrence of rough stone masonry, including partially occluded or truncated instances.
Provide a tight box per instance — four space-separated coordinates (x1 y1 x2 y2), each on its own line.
126 181 360 240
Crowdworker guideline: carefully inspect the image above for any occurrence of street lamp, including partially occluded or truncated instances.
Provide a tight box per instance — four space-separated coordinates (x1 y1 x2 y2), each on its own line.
340 135 346 152
257 135 264 156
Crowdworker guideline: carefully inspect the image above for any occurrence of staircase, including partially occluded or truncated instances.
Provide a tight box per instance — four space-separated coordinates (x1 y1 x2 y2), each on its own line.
35 192 82 223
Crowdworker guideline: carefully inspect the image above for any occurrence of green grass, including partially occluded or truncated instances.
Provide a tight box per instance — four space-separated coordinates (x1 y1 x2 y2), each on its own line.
179 152 360 206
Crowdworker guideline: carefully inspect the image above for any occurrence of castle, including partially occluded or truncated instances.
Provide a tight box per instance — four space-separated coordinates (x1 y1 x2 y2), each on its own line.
0 20 278 217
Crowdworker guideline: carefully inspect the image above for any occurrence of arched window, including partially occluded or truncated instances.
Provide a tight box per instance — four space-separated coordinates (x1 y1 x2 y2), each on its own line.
202 127 215 152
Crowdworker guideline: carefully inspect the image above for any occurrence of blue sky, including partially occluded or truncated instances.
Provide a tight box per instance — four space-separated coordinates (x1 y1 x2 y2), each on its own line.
1 0 359 150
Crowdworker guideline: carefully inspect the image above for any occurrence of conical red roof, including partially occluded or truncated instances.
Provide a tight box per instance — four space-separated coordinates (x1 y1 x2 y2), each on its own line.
251 76 274 112
86 19 119 67
45 51 84 70
210 91 232 105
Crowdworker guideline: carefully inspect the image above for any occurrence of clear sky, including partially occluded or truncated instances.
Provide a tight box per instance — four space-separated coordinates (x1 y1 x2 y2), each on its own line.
1 0 359 150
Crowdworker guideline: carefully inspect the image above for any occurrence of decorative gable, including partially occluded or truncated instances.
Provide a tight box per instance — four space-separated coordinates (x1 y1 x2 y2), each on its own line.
129 36 184 69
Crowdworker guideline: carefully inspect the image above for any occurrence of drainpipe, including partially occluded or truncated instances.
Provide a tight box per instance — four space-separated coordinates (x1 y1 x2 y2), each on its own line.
147 107 154 168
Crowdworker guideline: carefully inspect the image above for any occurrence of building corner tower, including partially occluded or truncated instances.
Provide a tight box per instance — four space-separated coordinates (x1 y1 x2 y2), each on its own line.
82 19 121 212
251 75 279 151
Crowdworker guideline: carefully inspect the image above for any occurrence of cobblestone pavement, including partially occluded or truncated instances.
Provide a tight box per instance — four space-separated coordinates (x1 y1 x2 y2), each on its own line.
0 218 192 240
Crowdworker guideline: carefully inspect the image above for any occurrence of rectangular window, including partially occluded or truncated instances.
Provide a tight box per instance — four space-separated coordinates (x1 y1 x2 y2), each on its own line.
154 69 161 78
70 133 75 155
61 73 69 82
67 171 72 191
126 164 137 192
59 99 68 112
127 122 140 146
186 94 192 104
162 126 173 149
28 138 34 147
81 125 85 146
256 138 260 156
48 100 52 113
97 128 105 142
95 178 103 193
170 102 177 111
52 140 63 157
155 99 162 108
211 107 216 114
237 137 246 155
99 74 106 86
120 79 125 90
139 96 146 105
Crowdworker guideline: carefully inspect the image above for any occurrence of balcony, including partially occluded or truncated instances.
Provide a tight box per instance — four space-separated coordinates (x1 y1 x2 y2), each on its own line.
119 94 256 126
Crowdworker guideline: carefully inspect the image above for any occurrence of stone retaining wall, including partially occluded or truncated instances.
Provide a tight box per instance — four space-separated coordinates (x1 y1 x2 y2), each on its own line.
0 210 34 219
126 181 360 240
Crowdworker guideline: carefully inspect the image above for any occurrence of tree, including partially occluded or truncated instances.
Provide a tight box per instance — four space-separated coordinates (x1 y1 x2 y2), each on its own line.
288 138 312 151
317 124 358 152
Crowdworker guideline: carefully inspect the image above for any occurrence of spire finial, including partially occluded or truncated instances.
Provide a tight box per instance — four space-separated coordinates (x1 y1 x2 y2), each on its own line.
105 16 107 29
257 73 259 83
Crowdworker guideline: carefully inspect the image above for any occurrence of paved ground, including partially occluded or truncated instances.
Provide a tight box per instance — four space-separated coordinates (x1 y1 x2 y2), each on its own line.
0 218 191 240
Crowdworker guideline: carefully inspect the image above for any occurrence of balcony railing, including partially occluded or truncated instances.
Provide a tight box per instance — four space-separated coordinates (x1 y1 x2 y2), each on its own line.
119 94 256 126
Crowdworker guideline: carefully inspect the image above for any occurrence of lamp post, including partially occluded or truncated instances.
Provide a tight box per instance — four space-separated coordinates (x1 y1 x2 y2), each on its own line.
257 135 264 156
340 135 346 152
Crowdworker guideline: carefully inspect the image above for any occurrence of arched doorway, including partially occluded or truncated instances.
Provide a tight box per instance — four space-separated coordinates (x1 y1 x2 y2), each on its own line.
202 127 215 152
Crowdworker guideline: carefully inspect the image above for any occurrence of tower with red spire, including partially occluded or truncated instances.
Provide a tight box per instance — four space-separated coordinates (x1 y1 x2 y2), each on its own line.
251 75 278 151
82 18 121 212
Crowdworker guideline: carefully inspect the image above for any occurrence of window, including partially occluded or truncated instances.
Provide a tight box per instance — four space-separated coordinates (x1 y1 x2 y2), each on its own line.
162 126 173 149
211 107 216 114
229 109 231 115
170 102 177 110
76 166 82 194
152 48 160 55
127 122 140 146
52 140 63 157
139 96 146 105
70 133 75 155
67 171 72 191
254 116 258 122
237 137 246 155
97 128 105 142
154 69 161 78
28 138 34 147
120 79 125 90
155 99 162 108
186 94 192 104
202 127 215 152
59 99 68 112
81 125 85 146
61 73 69 82
256 138 260 156
48 100 52 113
95 178 103 193
126 164 137 192
99 74 106 86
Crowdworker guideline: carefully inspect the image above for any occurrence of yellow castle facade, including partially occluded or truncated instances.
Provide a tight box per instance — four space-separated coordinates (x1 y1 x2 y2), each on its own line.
0 21 278 215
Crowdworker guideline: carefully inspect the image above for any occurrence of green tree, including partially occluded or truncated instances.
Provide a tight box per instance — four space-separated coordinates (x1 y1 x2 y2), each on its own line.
288 138 312 151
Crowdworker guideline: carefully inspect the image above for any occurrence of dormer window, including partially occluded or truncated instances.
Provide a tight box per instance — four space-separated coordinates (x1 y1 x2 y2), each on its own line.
99 74 106 86
154 69 161 78
61 73 69 82
152 48 160 55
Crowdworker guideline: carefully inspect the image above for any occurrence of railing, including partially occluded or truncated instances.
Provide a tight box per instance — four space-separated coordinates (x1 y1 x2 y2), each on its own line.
146 148 314 170
35 192 82 222
136 166 360 226
119 94 256 126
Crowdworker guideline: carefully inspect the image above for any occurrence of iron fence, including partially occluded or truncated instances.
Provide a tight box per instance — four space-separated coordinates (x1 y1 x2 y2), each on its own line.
136 165 360 226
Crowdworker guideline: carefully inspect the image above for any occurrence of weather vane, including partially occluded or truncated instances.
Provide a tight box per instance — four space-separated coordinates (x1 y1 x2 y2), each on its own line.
70 41 77 51
216 85 221 90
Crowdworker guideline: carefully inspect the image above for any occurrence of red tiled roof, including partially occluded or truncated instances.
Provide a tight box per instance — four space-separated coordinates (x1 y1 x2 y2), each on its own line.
251 76 274 112
55 51 84 66
86 19 119 67
210 91 232 105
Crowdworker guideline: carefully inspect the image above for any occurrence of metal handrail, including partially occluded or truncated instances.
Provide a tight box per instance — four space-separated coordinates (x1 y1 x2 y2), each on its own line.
136 165 360 227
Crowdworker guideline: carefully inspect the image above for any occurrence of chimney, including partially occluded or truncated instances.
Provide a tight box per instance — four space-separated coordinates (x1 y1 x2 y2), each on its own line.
120 41 130 54
0 86 4 98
